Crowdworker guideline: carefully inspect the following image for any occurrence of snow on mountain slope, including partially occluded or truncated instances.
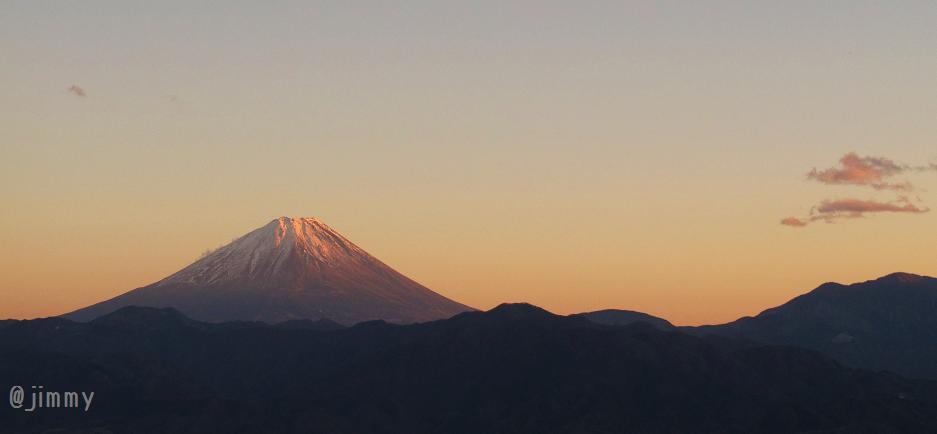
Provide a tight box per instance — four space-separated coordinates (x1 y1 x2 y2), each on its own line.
64 217 473 324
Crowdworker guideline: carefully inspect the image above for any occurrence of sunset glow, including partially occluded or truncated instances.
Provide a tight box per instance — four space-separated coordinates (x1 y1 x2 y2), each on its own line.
2 2 937 325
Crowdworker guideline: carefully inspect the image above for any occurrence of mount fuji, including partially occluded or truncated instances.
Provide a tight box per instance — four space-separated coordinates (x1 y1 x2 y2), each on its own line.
64 217 473 324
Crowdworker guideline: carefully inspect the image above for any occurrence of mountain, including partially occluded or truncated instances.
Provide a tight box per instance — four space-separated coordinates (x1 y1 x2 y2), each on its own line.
3 304 937 433
576 308 675 330
693 272 937 380
90 306 206 331
272 318 345 331
64 217 472 324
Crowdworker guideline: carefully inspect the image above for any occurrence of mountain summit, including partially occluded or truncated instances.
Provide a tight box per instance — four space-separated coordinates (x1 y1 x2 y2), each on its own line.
65 217 473 324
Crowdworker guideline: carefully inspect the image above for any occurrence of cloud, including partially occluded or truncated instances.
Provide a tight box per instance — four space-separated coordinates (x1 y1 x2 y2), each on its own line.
780 217 808 227
782 198 928 227
783 152 937 228
815 198 927 215
807 152 913 191
67 85 86 97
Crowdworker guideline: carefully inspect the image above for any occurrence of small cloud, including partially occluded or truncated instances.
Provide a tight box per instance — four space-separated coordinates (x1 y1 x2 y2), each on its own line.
780 217 808 227
67 85 86 97
807 152 912 191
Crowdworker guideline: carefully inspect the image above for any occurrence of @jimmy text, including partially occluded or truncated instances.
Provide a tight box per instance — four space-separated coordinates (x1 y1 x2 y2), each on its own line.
8 386 94 412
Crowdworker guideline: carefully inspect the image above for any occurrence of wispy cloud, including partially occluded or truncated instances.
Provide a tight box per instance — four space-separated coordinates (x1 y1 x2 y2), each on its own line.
781 198 928 228
783 152 936 228
815 197 927 215
67 85 86 97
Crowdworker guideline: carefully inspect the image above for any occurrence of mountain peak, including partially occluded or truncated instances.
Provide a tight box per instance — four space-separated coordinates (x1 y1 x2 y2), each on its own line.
155 216 371 289
576 309 675 330
268 216 349 249
874 272 927 284
487 303 556 320
277 216 321 222
273 216 327 230
64 217 473 324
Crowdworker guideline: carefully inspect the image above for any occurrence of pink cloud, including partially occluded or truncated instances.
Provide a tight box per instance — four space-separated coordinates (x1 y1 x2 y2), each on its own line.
783 153 937 228
807 152 912 191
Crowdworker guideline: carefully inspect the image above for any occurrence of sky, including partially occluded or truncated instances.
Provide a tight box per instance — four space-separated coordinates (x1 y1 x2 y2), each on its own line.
2 1 936 325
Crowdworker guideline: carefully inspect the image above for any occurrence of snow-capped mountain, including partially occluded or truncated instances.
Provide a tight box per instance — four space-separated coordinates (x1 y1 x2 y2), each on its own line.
64 217 473 324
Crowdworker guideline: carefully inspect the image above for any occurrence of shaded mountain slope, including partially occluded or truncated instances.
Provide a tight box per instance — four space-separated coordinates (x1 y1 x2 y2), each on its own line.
693 273 937 379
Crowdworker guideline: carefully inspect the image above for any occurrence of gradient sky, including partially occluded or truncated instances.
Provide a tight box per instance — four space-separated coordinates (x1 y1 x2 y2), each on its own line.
2 1 937 324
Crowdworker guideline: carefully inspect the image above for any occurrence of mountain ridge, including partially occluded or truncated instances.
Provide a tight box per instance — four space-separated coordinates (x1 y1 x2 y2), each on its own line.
689 272 937 379
5 302 937 433
574 272 937 379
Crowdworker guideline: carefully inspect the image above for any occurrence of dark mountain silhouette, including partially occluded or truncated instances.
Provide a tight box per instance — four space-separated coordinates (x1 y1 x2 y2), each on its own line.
90 306 206 330
693 272 937 380
576 308 675 330
272 318 345 331
4 304 937 433
64 217 473 325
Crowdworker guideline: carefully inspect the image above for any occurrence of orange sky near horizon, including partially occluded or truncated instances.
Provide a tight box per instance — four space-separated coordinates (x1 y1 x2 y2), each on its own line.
3 208 936 325
2 2 937 325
